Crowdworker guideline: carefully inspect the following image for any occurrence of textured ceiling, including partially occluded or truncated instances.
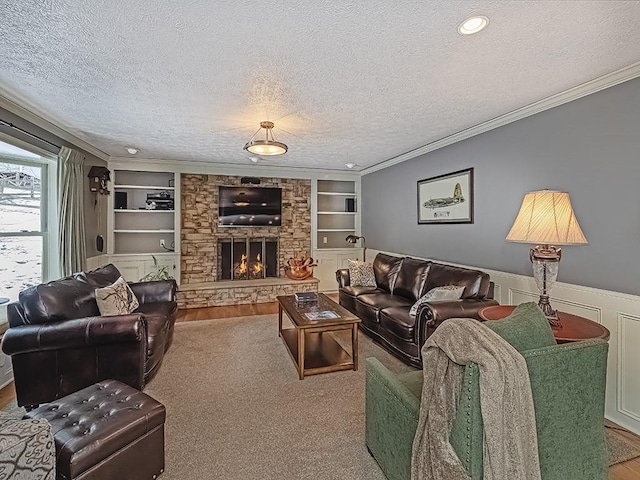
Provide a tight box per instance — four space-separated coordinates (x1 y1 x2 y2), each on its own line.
1 1 640 170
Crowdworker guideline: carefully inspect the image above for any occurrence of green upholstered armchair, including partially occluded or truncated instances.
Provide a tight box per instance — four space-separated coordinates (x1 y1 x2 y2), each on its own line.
365 338 609 480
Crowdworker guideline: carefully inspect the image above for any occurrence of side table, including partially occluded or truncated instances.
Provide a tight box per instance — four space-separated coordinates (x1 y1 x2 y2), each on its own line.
479 305 610 343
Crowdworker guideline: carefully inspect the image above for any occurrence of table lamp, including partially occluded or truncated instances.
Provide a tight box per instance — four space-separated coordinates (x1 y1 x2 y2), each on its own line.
506 190 587 326
345 235 366 261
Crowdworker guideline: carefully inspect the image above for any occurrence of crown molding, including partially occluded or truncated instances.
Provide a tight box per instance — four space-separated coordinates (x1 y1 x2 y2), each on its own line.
0 88 109 161
361 62 640 176
108 156 361 180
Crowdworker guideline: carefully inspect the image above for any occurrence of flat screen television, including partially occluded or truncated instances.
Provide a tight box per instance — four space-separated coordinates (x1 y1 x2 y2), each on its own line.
218 186 282 226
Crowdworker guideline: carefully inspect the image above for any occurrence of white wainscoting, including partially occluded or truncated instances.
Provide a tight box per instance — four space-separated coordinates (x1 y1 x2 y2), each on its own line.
367 249 640 435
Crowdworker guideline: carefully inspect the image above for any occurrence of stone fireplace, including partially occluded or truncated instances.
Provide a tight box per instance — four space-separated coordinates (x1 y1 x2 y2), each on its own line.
218 237 278 281
178 174 318 309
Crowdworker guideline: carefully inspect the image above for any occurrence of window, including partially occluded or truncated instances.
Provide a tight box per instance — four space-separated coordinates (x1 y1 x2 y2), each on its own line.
0 138 56 302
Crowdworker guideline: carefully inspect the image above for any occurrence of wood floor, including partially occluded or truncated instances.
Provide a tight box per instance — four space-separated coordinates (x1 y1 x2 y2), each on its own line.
2 301 639 479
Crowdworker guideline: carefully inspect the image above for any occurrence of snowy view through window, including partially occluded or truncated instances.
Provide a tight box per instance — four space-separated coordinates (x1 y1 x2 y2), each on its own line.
0 140 44 302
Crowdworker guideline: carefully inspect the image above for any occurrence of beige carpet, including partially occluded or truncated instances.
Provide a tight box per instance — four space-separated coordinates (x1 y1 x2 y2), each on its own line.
3 314 639 478
145 314 412 479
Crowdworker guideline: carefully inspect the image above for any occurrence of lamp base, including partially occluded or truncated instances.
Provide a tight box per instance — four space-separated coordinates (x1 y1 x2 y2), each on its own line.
537 294 561 327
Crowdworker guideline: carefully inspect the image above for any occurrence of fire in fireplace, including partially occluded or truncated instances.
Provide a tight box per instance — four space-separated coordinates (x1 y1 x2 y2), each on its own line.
219 238 278 280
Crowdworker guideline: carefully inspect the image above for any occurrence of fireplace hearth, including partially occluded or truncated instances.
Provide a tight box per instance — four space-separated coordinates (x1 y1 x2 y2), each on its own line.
218 238 278 280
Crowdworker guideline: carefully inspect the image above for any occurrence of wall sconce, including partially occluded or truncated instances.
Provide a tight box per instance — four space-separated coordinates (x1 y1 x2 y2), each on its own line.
345 234 366 261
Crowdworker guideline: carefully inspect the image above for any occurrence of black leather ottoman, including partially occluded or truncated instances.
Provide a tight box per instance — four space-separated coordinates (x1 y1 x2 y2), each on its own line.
25 380 165 480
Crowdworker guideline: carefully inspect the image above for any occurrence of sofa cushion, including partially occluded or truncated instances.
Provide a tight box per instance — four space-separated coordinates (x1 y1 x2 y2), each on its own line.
373 253 404 293
484 302 557 353
357 293 414 311
340 286 382 298
392 257 431 301
95 277 140 316
409 286 465 316
380 306 416 341
425 262 490 299
356 293 413 325
83 264 122 289
348 260 377 287
19 275 98 324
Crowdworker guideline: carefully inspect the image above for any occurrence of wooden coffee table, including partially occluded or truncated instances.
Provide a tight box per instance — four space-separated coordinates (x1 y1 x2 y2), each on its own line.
277 293 360 380
479 305 610 343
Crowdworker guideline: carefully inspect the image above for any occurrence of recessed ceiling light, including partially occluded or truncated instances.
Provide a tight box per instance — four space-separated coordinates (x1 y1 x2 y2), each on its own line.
345 163 356 169
458 16 488 35
249 157 259 163
126 147 139 155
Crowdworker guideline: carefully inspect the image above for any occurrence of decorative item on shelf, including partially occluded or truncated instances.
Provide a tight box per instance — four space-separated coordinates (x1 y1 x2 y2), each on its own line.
284 256 316 280
140 256 174 282
345 235 366 261
243 121 288 156
506 190 587 327
146 193 174 210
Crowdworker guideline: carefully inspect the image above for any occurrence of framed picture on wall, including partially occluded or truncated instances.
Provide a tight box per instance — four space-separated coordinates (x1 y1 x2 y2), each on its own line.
417 168 474 224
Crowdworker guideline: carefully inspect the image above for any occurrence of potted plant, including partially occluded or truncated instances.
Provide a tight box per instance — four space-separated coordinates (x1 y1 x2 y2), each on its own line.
140 256 174 282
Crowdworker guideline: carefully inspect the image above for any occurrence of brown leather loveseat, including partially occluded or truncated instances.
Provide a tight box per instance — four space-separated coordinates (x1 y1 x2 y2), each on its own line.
1 264 177 407
336 253 498 367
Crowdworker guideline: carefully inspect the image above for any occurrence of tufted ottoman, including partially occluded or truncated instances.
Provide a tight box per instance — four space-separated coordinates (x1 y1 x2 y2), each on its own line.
24 380 165 480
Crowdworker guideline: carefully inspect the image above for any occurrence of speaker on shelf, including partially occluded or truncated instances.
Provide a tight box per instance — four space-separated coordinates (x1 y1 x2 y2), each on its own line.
345 198 356 212
241 177 261 185
115 191 127 209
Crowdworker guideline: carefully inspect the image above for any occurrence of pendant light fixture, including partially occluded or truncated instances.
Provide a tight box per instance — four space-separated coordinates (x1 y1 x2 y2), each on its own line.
243 121 288 156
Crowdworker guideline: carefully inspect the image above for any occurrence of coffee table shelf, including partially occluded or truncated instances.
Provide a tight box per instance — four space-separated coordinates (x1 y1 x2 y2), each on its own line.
277 293 360 379
280 329 353 375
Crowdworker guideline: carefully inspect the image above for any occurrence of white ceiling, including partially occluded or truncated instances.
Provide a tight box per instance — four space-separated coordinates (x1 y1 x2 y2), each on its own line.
1 1 640 171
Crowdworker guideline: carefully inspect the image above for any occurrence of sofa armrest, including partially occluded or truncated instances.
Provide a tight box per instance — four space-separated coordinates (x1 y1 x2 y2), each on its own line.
365 357 420 480
2 315 148 406
1 314 145 355
415 298 499 347
336 268 351 288
522 339 608 479
129 279 178 304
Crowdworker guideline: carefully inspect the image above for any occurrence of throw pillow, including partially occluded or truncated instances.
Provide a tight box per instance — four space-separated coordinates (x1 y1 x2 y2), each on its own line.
95 276 140 316
484 302 557 353
348 259 377 287
409 285 465 316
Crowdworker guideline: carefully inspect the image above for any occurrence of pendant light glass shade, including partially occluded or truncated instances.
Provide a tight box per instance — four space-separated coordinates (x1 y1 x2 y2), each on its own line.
243 121 288 156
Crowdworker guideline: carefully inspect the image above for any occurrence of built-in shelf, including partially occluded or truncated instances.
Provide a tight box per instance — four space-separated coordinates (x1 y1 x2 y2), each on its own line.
114 185 175 191
114 209 175 213
110 170 178 257
316 179 358 250
317 192 356 196
317 211 356 215
114 229 175 233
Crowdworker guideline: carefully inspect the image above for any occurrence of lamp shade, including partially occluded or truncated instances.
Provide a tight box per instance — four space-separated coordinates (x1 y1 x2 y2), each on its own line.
506 190 587 245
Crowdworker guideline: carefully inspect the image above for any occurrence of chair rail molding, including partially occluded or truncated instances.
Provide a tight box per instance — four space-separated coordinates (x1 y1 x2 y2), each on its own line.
367 248 640 436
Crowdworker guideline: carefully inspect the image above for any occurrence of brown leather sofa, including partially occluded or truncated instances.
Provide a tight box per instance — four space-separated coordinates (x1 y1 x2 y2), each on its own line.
337 253 498 367
1 264 177 407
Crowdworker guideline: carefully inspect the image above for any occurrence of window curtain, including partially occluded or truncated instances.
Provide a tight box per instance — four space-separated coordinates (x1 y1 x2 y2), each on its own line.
57 146 86 275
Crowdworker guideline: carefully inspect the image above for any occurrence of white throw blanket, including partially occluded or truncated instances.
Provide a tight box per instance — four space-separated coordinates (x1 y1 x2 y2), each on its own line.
411 318 542 480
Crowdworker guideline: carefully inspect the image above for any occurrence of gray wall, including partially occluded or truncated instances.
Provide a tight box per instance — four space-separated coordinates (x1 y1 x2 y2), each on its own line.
362 76 640 296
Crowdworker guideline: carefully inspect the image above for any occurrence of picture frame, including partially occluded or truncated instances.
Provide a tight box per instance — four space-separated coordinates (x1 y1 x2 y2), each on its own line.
417 168 474 224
